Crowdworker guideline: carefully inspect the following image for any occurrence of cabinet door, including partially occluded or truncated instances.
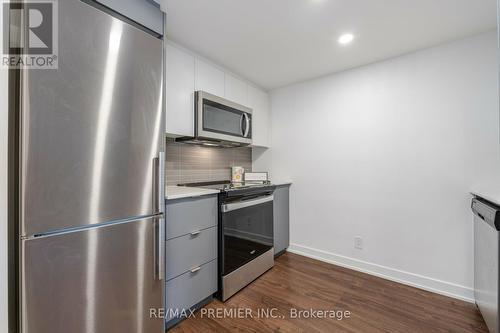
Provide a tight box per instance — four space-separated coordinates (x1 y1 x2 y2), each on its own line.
247 85 270 147
166 227 217 280
165 44 195 136
225 74 247 105
195 59 225 97
165 260 217 322
274 185 290 255
165 196 217 240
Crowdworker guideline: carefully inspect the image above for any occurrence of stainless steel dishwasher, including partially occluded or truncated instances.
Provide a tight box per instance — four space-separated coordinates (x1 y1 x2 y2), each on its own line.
472 197 500 333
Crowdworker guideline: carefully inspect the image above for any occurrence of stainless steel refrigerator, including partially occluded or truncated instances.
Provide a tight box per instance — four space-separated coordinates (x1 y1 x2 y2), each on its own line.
10 0 165 332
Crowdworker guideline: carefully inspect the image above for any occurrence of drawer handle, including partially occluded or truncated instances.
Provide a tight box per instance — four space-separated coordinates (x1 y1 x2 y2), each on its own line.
190 230 201 236
190 266 201 273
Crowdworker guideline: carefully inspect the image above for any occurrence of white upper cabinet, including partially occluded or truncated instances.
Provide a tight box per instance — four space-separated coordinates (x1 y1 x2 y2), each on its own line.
165 43 195 137
247 85 270 148
165 42 270 147
224 74 247 106
195 59 225 97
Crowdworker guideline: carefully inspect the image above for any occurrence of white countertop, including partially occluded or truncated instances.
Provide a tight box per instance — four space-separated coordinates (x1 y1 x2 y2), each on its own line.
471 188 500 206
471 180 500 206
166 180 292 200
166 186 219 200
273 180 293 186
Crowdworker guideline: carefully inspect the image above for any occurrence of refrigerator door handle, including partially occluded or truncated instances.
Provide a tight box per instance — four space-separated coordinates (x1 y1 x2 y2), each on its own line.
153 152 165 214
158 151 165 215
152 152 165 280
155 216 165 280
153 156 159 213
154 152 165 280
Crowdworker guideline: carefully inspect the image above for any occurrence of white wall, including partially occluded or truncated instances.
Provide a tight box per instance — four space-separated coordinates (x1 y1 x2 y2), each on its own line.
254 31 500 301
0 1 8 330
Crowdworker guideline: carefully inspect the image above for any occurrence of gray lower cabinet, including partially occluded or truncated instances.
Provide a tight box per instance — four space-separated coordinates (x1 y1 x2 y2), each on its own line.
165 195 218 327
165 260 217 322
166 226 217 280
274 184 290 255
166 196 218 240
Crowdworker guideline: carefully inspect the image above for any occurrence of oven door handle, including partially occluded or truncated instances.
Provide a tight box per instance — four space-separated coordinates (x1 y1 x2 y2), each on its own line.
222 195 274 213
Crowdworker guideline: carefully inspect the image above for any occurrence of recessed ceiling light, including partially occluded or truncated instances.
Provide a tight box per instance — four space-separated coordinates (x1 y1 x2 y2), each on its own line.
338 33 354 45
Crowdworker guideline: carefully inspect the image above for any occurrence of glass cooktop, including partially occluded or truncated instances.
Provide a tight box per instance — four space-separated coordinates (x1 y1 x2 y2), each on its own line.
179 180 272 192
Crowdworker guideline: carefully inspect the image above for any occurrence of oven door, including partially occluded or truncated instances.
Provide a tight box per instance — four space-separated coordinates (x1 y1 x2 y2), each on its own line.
221 195 274 275
196 91 252 145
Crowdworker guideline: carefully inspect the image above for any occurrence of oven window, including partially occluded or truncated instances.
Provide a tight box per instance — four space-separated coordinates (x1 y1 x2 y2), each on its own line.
221 200 273 275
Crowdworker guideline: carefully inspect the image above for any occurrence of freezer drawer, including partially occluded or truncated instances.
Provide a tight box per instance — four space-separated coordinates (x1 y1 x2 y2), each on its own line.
165 260 217 322
21 217 164 333
166 196 217 240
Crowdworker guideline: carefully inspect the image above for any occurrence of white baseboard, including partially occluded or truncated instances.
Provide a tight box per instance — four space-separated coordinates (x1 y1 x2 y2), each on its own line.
287 243 475 303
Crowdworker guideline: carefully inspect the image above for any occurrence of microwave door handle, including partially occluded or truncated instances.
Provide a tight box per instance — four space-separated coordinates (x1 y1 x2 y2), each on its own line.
243 113 250 138
240 113 245 136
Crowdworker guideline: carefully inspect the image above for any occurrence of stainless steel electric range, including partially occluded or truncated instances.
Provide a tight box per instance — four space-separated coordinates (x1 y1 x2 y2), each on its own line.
180 181 276 301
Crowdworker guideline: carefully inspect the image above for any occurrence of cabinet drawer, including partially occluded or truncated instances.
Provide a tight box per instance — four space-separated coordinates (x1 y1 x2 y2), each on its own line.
166 260 217 321
166 196 217 240
166 227 217 280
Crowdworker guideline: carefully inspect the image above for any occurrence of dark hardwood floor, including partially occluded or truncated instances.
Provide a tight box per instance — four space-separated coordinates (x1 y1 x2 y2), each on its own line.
169 252 488 333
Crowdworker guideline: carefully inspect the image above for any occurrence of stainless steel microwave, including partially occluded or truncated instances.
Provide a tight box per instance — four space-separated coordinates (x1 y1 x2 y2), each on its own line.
177 91 253 147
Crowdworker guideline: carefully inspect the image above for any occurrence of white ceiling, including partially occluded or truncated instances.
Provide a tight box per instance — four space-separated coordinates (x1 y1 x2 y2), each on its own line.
164 0 497 90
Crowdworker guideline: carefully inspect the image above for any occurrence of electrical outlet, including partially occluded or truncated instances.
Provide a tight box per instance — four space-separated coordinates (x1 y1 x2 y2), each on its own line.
354 236 363 250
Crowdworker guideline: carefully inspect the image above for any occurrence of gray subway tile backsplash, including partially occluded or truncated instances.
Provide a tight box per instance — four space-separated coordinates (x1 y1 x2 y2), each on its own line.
165 138 252 186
